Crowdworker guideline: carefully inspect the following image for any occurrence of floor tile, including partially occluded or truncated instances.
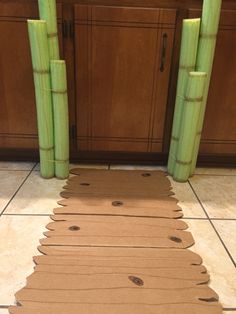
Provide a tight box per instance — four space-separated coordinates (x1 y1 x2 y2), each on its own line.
0 215 49 305
34 163 109 171
212 220 236 263
186 219 236 308
4 171 65 215
0 171 29 214
0 162 35 171
0 310 9 313
168 177 207 218
194 167 236 176
189 175 236 219
110 164 167 171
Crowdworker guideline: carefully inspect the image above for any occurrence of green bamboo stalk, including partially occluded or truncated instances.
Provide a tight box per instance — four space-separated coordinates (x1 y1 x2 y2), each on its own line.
50 60 69 179
190 0 222 175
38 0 60 60
167 18 200 175
28 20 54 178
173 72 207 182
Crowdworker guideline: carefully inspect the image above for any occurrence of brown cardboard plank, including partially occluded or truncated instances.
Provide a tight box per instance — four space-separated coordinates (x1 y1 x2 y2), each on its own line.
60 189 175 198
40 232 194 248
57 195 179 207
15 286 219 305
47 216 188 230
56 195 182 218
34 264 209 281
9 303 223 314
37 246 202 263
51 209 183 220
53 207 183 218
33 255 200 268
69 168 167 179
26 272 209 290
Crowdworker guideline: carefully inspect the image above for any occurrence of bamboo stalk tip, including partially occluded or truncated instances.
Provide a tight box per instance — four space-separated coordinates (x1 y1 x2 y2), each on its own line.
183 18 201 24
189 71 207 77
50 60 66 64
27 19 47 24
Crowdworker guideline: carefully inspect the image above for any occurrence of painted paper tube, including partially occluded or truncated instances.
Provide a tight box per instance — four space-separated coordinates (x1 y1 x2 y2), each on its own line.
38 0 60 60
50 60 69 179
27 20 54 178
173 72 207 183
190 0 222 175
167 18 200 175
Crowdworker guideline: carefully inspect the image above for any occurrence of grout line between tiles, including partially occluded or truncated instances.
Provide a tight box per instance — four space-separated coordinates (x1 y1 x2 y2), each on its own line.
0 164 37 216
188 179 236 268
194 173 236 177
31 162 38 170
0 305 10 308
211 218 236 221
223 309 236 311
182 217 209 220
2 213 51 217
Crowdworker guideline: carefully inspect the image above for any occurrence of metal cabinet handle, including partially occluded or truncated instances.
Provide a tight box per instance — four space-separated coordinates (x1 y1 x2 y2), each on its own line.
160 33 168 72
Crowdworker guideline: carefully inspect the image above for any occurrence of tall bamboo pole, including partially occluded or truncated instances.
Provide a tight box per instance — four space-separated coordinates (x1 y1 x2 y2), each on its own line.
190 0 222 175
167 18 200 175
28 20 54 178
173 72 207 182
50 60 69 179
38 0 60 60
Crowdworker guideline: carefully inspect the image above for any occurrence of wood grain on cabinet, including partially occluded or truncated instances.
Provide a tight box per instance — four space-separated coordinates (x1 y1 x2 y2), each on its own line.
0 0 235 165
0 3 38 149
189 9 236 155
74 5 176 153
0 3 63 149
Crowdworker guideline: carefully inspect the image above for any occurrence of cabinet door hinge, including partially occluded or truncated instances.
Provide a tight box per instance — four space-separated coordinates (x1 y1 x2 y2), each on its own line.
70 125 77 140
62 20 74 39
62 20 69 38
69 21 74 38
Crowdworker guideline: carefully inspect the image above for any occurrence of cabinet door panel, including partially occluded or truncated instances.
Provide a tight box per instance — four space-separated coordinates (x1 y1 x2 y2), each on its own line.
75 5 176 153
189 9 236 155
0 4 38 148
0 3 63 149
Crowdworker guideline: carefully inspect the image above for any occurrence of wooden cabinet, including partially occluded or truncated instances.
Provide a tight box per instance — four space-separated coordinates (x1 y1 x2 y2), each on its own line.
0 3 38 149
0 0 235 165
0 2 62 150
74 5 176 153
189 9 236 155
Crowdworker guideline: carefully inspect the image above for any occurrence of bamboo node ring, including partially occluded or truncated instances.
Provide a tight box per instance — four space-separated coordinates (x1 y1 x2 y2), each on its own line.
33 69 50 75
52 89 68 94
184 96 203 102
47 32 58 38
176 159 192 165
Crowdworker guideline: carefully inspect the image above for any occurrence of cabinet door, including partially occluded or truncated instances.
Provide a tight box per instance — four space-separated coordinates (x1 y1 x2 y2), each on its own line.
189 9 236 155
74 5 176 153
0 3 62 149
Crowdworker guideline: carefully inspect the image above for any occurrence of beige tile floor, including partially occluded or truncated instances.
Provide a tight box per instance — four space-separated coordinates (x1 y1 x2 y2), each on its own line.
0 162 235 312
